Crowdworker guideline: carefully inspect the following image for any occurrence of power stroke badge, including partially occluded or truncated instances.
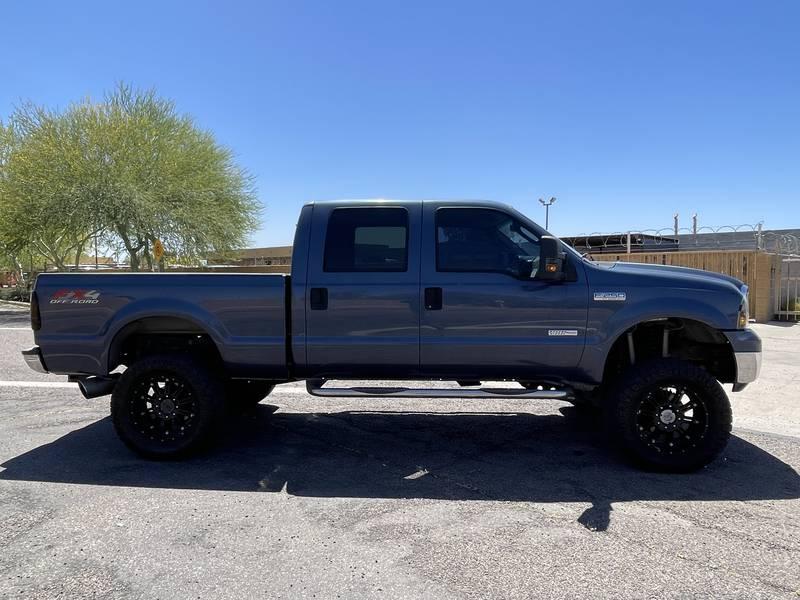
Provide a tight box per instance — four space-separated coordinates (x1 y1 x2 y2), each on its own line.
548 329 578 336
50 290 101 305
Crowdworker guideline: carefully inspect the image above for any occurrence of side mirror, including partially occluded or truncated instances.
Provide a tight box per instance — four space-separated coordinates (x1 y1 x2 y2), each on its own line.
537 236 565 281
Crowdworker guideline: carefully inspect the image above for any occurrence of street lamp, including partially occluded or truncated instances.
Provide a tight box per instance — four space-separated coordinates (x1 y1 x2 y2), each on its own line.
539 197 556 230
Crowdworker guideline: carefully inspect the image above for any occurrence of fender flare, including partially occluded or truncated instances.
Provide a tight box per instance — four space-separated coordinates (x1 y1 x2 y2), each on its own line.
582 295 734 383
102 298 229 371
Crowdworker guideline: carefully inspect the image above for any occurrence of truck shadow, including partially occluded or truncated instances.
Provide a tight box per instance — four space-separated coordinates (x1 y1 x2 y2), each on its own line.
1 407 798 532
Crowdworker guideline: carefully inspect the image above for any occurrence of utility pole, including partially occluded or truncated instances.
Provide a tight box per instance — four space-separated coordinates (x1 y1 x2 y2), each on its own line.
538 197 556 230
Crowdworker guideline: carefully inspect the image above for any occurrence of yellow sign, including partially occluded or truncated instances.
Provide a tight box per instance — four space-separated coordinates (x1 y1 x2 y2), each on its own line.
153 239 164 262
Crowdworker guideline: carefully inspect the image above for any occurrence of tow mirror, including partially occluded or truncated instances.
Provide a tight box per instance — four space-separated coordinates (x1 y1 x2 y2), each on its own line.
538 236 565 281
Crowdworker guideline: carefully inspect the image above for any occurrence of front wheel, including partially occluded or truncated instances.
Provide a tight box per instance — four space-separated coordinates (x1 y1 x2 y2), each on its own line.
605 359 732 472
111 354 225 459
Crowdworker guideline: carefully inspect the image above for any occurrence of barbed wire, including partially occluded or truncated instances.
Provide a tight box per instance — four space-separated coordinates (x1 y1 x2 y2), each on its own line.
565 223 800 255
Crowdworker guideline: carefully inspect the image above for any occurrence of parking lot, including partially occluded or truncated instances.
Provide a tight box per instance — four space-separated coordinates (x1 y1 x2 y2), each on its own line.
0 302 798 599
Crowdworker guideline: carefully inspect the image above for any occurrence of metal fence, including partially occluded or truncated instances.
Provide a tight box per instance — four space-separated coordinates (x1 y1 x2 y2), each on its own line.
563 222 800 323
775 257 800 321
566 224 800 255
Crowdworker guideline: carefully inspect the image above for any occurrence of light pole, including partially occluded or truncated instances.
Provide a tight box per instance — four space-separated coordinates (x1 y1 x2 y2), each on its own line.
539 197 556 230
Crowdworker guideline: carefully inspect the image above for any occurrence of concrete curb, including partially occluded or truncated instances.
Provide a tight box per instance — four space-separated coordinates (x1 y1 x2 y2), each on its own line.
0 299 30 308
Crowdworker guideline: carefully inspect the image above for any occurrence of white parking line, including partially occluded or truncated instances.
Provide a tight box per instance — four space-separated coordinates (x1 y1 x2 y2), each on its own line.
0 327 29 330
0 381 77 388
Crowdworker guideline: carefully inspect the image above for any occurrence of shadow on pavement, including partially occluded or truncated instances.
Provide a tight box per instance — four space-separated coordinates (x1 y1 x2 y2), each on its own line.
1 406 798 531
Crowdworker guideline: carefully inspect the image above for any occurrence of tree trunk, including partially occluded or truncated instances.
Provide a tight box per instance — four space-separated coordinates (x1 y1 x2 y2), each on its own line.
53 254 66 271
142 241 153 271
117 225 143 272
73 241 86 270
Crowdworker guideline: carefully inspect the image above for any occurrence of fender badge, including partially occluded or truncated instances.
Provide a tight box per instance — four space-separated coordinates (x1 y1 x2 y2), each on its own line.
50 289 101 305
548 329 578 336
594 292 626 302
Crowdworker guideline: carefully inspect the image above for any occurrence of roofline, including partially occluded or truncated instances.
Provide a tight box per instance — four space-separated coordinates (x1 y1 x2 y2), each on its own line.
303 198 517 210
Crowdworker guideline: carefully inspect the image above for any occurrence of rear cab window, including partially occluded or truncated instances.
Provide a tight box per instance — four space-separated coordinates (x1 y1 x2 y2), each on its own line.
324 207 409 272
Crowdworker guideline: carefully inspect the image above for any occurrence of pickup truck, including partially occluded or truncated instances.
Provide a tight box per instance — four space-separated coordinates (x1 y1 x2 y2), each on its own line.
23 199 762 471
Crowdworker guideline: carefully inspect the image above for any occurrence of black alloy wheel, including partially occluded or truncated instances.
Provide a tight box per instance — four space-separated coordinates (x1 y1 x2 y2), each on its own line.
111 354 224 459
606 359 732 472
128 371 200 444
634 383 709 455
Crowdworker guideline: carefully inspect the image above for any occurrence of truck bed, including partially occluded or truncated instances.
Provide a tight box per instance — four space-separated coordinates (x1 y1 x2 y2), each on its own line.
34 272 289 378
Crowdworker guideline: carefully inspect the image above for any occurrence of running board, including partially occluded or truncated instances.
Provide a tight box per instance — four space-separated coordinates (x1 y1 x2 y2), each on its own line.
306 381 571 400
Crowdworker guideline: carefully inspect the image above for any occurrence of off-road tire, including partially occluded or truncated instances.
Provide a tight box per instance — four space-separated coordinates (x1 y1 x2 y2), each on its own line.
111 354 225 459
605 359 732 472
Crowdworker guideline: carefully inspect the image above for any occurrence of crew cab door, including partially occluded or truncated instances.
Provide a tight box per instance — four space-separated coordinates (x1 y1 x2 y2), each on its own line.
305 202 422 378
420 204 588 379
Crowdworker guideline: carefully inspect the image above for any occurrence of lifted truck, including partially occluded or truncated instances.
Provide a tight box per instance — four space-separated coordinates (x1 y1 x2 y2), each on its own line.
23 200 761 471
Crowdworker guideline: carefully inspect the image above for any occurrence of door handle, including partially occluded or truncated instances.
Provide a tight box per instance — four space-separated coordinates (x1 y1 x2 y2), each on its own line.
424 287 443 310
310 287 328 310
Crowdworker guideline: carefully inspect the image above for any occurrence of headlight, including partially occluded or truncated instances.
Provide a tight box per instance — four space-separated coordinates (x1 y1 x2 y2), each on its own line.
738 307 749 329
738 286 749 328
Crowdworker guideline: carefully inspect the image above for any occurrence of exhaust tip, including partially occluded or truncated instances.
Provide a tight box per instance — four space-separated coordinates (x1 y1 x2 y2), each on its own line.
75 375 119 399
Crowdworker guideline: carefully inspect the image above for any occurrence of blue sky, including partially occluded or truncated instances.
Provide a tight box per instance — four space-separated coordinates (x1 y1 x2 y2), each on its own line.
2 0 798 246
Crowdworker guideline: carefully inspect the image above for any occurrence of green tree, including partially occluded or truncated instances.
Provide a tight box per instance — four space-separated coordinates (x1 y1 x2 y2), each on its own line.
0 84 260 271
0 107 102 270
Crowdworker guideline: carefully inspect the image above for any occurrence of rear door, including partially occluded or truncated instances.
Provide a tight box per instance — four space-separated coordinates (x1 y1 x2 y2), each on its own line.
420 204 588 379
305 202 422 378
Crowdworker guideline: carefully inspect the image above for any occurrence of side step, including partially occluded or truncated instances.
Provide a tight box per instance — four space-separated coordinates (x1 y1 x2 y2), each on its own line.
306 381 571 400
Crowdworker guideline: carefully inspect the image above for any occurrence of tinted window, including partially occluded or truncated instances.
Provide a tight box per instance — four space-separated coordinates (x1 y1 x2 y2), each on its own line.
324 208 408 272
436 208 540 275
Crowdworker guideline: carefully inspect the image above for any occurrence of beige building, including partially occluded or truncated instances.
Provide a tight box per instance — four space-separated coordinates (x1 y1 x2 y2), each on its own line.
225 246 293 268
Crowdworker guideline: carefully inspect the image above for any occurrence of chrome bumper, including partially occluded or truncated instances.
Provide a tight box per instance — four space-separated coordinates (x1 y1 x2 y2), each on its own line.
734 351 762 384
22 347 48 374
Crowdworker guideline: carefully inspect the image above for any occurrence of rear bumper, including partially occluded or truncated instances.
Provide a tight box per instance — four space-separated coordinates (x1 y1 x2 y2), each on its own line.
22 346 48 374
724 329 762 389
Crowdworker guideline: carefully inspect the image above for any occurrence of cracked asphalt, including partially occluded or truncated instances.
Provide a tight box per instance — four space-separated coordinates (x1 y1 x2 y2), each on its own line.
0 303 798 599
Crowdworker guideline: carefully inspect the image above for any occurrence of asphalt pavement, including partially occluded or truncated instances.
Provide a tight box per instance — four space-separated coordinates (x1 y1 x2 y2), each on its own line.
0 303 798 599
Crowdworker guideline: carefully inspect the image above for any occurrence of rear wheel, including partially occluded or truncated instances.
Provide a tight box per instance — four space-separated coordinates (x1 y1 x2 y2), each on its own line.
606 359 731 472
111 354 224 459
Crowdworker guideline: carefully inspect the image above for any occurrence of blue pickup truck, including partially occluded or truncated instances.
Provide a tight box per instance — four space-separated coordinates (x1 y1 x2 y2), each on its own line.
23 200 761 471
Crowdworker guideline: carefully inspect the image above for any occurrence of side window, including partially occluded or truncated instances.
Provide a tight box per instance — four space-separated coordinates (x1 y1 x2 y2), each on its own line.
436 208 540 275
324 208 408 272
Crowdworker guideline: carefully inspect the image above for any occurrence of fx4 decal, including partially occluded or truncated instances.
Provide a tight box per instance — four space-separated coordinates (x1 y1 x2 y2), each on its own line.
50 289 101 305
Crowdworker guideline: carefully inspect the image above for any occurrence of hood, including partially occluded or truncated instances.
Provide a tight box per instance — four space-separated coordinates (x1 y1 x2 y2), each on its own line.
594 261 745 292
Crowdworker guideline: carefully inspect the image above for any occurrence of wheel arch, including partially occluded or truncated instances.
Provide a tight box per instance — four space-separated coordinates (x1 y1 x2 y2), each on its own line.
600 317 737 390
106 314 225 373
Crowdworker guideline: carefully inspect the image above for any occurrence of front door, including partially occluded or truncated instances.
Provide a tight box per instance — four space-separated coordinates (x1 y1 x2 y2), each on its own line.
420 204 588 380
305 202 422 378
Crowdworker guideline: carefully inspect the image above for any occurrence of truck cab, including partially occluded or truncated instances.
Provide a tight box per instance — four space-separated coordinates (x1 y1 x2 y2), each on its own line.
295 200 587 381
